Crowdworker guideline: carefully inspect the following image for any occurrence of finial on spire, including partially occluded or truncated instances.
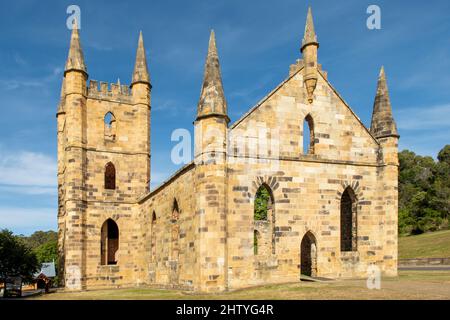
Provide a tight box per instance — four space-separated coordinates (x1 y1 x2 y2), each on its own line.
301 6 319 52
196 30 229 122
65 19 87 76
370 66 399 138
131 31 151 87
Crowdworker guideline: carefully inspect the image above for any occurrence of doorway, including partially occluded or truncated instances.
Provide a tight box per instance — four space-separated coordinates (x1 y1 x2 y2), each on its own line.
300 231 317 277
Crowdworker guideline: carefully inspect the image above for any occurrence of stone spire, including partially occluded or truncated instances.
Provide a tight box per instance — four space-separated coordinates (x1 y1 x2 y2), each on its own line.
301 6 319 104
301 6 319 52
131 31 151 86
370 67 399 138
196 30 229 122
65 20 87 76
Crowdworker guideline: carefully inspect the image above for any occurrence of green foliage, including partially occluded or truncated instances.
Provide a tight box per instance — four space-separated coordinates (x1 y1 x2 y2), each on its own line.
19 230 57 250
254 186 271 221
399 145 450 235
0 229 40 283
34 240 58 265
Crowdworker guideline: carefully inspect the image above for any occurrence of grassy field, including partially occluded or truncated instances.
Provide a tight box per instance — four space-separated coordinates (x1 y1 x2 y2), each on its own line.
33 270 450 300
28 231 450 300
399 229 450 259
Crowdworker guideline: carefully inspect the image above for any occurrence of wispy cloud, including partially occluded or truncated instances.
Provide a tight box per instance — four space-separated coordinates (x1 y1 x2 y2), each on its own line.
0 150 56 193
396 104 450 131
0 207 56 235
153 98 195 116
0 66 63 91
396 104 450 157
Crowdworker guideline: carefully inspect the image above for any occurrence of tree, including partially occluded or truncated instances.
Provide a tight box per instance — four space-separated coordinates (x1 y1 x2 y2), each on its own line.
254 186 271 220
437 145 450 164
19 230 57 250
0 229 39 296
398 145 450 235
34 240 58 265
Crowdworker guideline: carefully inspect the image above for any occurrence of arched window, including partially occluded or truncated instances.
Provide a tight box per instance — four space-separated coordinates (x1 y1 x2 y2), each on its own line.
170 199 180 284
254 184 275 255
340 187 357 252
254 230 260 255
254 184 273 221
303 114 315 155
104 112 116 141
151 211 157 262
105 162 116 190
172 199 180 221
100 219 119 265
171 199 180 260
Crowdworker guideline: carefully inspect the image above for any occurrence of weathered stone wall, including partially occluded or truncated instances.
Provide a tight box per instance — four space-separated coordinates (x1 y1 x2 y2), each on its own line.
224 67 397 289
138 164 197 290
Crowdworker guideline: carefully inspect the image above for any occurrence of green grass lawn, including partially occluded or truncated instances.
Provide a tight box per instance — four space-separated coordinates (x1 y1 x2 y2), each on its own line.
32 270 450 300
399 229 450 259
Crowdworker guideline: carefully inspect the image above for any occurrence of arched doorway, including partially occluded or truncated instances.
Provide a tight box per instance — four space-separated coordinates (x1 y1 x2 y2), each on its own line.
300 231 317 277
100 219 119 265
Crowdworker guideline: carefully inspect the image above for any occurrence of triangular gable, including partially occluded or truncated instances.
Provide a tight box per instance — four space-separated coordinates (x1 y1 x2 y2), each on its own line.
230 67 380 147
230 68 303 130
316 71 379 146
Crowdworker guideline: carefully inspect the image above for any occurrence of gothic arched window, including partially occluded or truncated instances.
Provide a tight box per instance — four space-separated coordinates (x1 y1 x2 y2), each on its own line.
105 162 116 190
151 211 157 262
340 187 357 252
104 112 116 141
171 199 180 261
254 184 274 222
254 184 275 255
303 114 315 155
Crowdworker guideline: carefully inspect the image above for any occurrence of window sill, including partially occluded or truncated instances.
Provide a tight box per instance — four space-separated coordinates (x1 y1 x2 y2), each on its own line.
97 265 120 273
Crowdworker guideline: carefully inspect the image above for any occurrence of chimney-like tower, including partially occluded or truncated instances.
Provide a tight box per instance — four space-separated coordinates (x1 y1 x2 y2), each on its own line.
58 20 88 290
370 66 399 139
131 31 151 191
194 30 229 292
64 20 87 76
131 31 151 87
301 6 319 104
195 30 229 123
370 66 399 276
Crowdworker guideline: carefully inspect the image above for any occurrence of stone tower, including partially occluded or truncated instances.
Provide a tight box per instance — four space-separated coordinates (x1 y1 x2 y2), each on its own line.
194 30 230 292
370 66 399 275
57 25 151 289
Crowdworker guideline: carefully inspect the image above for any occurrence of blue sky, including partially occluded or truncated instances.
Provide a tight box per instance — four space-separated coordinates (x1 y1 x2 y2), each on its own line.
0 0 449 235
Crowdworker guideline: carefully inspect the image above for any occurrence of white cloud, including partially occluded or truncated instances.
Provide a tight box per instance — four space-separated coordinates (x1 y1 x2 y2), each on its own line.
396 104 450 131
0 207 56 235
0 150 56 193
0 66 63 91
0 185 56 196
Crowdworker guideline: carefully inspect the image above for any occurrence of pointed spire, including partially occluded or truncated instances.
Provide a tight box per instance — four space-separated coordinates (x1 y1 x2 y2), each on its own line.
196 30 229 122
370 66 399 138
65 20 87 76
131 31 151 86
301 6 319 52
